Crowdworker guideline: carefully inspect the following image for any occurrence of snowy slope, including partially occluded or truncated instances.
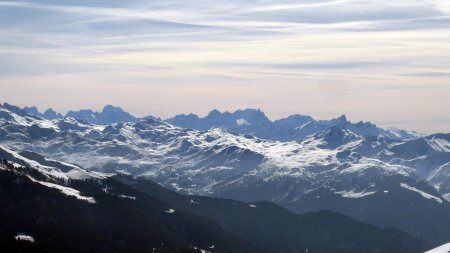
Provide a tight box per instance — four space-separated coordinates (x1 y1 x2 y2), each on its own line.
0 152 430 253
0 145 109 181
0 147 111 205
425 243 450 253
0 103 446 199
1 103 450 245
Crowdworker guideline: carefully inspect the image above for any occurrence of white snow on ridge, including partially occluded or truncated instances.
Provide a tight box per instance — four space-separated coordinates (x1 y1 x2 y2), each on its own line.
27 176 96 204
427 138 450 152
400 183 443 204
0 145 110 181
0 145 69 181
334 190 376 198
339 157 412 177
383 127 422 140
36 119 59 131
424 242 450 253
0 108 59 131
9 111 33 126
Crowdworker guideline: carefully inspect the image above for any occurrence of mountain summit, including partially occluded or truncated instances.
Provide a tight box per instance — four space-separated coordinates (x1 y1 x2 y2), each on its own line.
167 109 419 141
65 105 138 124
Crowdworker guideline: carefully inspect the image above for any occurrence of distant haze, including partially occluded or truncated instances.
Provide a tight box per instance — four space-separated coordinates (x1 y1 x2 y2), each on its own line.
0 0 449 134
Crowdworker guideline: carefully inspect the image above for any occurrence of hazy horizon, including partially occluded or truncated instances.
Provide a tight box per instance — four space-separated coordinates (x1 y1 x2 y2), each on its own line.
1 100 445 134
1 0 449 133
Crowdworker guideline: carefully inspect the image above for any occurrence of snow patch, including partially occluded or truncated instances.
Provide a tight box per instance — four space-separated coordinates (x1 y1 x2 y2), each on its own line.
191 246 211 253
165 209 175 214
400 183 443 204
335 190 376 198
236 118 250 126
27 176 96 204
93 125 106 132
66 168 110 180
14 233 35 243
118 194 136 200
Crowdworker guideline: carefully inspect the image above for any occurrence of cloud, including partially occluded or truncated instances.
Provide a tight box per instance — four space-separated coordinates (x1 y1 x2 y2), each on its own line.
0 0 449 133
245 0 351 13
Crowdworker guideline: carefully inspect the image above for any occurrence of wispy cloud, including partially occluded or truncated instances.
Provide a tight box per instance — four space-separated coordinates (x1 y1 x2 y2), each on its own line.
245 0 352 13
0 0 449 133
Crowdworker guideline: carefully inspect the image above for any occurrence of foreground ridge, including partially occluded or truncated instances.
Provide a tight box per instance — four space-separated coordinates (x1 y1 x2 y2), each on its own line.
0 149 428 253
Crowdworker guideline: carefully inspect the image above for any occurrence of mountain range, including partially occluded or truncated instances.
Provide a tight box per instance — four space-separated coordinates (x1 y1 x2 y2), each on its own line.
24 104 144 125
0 146 428 253
167 109 421 141
21 103 419 140
0 102 449 249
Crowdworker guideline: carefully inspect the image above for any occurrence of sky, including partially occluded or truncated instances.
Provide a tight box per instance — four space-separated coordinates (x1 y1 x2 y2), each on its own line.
0 0 449 133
